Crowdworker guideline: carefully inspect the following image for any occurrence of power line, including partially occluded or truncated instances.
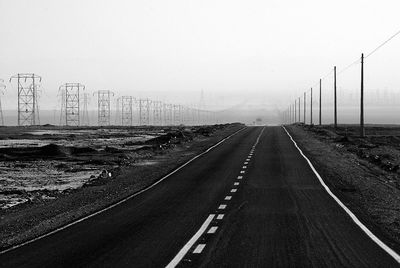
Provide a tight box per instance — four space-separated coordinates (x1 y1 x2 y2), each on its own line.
365 29 400 59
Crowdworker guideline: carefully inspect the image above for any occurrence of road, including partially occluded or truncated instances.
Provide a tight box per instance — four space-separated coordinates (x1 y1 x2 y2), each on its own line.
0 126 399 267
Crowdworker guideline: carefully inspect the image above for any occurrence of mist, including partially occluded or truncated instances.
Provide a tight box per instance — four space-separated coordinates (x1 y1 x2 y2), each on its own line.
1 0 400 125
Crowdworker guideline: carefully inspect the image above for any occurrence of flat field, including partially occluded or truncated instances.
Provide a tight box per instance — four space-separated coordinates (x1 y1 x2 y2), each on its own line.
0 123 243 250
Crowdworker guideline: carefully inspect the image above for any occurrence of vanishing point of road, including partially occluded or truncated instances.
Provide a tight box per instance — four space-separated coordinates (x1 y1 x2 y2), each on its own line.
1 126 399 267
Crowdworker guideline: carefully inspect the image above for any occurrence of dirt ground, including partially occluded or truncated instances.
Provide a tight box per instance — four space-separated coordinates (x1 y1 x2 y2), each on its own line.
286 124 400 252
0 123 243 251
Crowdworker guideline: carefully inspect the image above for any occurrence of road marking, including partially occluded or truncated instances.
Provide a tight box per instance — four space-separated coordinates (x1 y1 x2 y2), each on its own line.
246 159 250 161
166 215 215 267
240 171 245 174
0 127 247 256
193 244 206 254
242 166 247 169
282 126 400 263
207 226 218 234
231 189 237 193
225 196 232 200
244 161 249 164
168 127 266 267
234 182 239 186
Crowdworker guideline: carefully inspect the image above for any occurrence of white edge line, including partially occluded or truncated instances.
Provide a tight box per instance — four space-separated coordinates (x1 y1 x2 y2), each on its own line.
0 127 246 255
282 125 400 263
166 214 215 267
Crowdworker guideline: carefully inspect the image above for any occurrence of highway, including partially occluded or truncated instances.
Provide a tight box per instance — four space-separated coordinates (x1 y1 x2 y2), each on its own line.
0 126 399 267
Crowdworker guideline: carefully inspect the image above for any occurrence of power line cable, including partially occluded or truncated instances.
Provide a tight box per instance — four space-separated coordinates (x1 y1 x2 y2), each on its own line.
365 29 400 59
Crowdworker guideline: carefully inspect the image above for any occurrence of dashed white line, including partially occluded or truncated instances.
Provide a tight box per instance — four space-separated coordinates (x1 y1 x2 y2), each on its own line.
237 176 243 179
1 127 248 257
244 161 249 164
217 214 224 220
225 196 232 200
166 214 215 267
234 182 239 186
207 226 218 234
231 189 237 193
242 166 247 169
240 171 245 174
193 244 206 254
218 204 227 209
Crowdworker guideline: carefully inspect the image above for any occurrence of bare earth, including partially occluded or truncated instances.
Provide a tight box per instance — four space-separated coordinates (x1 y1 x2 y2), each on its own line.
0 123 243 251
286 124 400 252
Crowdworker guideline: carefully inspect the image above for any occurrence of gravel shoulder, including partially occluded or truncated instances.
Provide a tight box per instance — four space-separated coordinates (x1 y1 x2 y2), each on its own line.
0 123 244 251
286 124 400 253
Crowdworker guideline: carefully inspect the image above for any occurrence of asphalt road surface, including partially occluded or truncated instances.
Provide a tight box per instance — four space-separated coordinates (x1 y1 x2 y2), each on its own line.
1 127 399 267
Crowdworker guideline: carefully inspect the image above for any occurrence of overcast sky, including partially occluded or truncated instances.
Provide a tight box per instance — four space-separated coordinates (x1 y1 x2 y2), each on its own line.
0 0 399 113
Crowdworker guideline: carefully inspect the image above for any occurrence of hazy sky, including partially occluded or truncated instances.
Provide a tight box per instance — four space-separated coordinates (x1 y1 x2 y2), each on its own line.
1 0 399 112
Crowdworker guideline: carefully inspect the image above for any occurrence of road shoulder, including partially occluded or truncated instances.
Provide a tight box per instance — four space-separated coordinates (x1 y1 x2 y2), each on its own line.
285 124 400 253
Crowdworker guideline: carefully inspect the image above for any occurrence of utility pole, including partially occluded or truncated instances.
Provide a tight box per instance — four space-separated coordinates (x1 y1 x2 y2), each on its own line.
334 66 337 128
360 53 365 137
303 92 306 124
294 100 297 123
298 97 301 122
310 88 313 125
293 103 295 123
319 79 322 125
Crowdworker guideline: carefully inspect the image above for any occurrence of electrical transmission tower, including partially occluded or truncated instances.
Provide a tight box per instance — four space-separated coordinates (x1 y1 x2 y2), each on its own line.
139 99 150 125
0 79 5 126
163 103 172 126
82 93 90 126
152 101 162 126
10 73 42 126
59 83 85 126
121 96 133 126
115 97 121 125
58 88 66 125
173 104 180 125
94 90 114 126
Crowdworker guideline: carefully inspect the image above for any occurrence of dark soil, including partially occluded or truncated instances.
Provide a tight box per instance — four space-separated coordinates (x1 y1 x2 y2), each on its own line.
0 123 244 251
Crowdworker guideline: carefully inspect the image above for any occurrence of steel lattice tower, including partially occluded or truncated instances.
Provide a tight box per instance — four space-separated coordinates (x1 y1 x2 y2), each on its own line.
121 96 133 126
59 83 85 126
163 103 172 126
115 97 121 125
173 104 180 125
82 93 90 126
94 90 114 126
139 99 150 125
152 101 162 126
0 79 5 126
10 73 42 126
58 88 66 125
